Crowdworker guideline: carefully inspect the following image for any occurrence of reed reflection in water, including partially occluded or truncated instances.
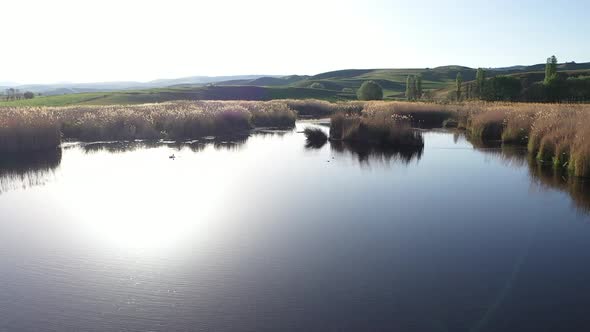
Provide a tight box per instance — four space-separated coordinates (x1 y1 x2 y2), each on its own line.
0 149 62 194
469 136 590 214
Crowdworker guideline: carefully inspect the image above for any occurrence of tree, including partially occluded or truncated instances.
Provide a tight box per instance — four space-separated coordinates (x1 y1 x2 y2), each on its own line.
406 76 416 100
544 55 558 85
481 76 521 101
357 81 383 100
23 91 35 99
475 68 486 96
415 74 423 99
456 72 463 100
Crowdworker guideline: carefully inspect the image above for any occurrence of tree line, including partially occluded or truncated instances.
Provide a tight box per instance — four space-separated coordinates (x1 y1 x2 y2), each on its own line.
454 55 590 102
2 88 36 101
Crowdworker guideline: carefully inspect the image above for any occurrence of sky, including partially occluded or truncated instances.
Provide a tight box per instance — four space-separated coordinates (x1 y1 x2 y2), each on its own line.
2 0 589 84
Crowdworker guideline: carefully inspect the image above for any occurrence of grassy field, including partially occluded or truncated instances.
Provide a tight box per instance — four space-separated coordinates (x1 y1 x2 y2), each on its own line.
0 86 356 107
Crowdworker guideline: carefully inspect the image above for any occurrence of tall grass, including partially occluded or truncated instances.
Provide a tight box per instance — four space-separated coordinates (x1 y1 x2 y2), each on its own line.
364 101 455 128
240 101 296 127
0 101 296 151
4 99 590 177
451 102 590 177
330 110 424 148
326 100 590 177
0 108 61 152
286 100 364 117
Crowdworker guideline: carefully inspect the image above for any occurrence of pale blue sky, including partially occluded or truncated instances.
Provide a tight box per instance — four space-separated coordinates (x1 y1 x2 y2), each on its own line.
1 0 588 83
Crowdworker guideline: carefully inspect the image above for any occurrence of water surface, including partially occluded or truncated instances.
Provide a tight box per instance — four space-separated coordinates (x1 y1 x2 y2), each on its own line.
1 121 590 331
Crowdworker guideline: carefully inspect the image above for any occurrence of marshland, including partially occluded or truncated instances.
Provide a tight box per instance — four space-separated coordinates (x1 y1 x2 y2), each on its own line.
4 0 590 329
4 99 590 176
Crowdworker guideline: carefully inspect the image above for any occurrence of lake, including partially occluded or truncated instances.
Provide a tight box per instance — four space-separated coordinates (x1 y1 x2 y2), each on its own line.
1 120 590 332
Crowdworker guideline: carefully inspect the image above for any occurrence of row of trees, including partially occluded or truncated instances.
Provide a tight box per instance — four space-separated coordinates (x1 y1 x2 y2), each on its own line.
405 75 423 100
2 88 35 101
451 55 589 102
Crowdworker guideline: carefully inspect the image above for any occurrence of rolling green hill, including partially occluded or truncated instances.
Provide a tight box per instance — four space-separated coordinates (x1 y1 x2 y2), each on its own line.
217 66 477 99
2 62 590 107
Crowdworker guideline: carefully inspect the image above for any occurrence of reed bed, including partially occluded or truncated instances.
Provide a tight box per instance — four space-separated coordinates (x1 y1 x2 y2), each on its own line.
0 108 61 152
0 101 296 151
330 110 424 148
285 100 364 117
324 100 590 177
4 99 590 177
457 102 590 176
363 101 456 128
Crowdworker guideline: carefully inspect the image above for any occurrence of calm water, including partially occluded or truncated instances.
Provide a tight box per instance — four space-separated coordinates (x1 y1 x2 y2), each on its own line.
2 121 590 332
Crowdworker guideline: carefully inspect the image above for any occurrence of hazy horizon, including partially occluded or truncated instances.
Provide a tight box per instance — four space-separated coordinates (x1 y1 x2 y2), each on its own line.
2 0 589 84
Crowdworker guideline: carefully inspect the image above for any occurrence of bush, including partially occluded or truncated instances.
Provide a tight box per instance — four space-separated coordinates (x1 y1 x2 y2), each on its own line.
357 81 383 101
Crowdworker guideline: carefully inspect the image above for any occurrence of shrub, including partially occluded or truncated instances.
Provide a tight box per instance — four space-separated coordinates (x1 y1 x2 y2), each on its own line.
357 81 383 101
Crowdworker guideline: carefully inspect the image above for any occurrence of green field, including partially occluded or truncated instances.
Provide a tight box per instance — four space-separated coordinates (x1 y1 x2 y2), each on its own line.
0 86 356 107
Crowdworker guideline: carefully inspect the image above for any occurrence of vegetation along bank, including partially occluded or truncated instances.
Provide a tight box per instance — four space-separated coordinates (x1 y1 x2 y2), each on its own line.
2 99 590 177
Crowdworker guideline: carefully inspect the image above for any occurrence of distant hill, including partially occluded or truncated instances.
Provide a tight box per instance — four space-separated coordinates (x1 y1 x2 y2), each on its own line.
0 75 280 96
